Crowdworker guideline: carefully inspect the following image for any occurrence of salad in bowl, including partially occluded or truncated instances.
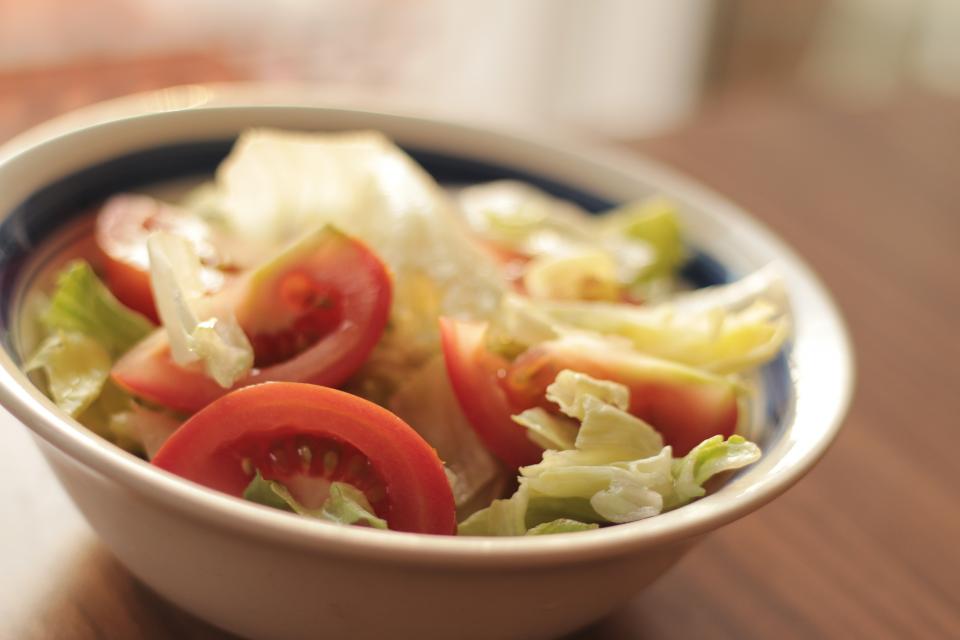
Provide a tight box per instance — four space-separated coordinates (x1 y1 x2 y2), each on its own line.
21 128 789 537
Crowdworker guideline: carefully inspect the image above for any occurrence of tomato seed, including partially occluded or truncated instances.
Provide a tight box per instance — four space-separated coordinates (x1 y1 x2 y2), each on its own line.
323 450 339 475
297 444 313 468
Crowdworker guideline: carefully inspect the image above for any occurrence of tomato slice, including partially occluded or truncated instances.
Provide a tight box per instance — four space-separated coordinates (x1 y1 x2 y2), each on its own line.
439 317 544 469
502 335 740 456
440 318 739 462
112 227 392 414
152 383 456 535
95 194 223 322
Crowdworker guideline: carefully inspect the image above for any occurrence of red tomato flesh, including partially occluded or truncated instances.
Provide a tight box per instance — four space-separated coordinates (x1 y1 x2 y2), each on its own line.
439 317 544 468
440 318 740 463
503 335 739 456
112 227 391 414
95 194 222 322
152 383 456 535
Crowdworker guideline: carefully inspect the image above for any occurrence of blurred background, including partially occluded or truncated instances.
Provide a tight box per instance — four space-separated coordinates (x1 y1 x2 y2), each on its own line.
1 0 959 140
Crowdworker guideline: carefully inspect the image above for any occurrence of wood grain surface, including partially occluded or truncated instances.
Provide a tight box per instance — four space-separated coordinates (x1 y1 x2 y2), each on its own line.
0 55 957 640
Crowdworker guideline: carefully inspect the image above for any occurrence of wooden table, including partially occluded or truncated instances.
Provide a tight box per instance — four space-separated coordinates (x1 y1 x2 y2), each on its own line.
1 58 958 640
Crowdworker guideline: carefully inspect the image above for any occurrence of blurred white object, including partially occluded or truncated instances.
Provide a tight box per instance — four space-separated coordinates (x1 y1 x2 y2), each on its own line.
550 0 716 138
0 0 716 138
802 0 960 104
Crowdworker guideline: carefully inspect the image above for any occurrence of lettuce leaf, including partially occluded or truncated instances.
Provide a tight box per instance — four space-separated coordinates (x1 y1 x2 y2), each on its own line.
456 180 658 287
539 297 789 374
523 250 621 302
462 370 761 534
24 330 111 417
321 483 389 529
41 260 152 357
525 518 599 535
457 487 530 536
666 434 761 508
147 232 253 387
243 472 387 529
107 403 181 459
387 356 503 511
512 408 578 451
601 197 685 282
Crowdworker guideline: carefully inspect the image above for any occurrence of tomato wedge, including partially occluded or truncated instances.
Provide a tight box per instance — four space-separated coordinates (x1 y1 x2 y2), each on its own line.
502 335 740 456
153 383 456 535
440 318 740 462
439 317 544 469
95 194 223 322
112 227 391 414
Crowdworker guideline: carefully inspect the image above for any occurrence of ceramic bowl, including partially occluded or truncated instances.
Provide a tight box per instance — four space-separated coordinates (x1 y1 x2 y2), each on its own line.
0 86 853 640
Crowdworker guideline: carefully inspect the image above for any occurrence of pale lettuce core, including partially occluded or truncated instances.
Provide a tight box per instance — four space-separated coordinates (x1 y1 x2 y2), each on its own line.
147 231 253 387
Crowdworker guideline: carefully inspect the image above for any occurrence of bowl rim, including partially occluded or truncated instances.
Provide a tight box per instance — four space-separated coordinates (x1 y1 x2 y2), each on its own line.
0 84 854 568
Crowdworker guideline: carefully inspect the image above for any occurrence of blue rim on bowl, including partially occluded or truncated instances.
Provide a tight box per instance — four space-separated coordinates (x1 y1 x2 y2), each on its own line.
0 86 853 567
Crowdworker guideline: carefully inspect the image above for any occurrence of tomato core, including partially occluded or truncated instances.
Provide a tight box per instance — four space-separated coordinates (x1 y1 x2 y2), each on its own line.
226 430 389 515
249 271 345 367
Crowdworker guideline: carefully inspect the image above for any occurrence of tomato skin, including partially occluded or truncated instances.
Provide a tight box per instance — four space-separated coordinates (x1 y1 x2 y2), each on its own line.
95 194 221 322
439 317 544 469
111 228 392 414
153 383 456 535
503 336 740 456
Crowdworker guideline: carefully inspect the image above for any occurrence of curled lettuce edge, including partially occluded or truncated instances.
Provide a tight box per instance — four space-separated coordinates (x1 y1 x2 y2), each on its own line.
41 259 153 357
460 370 762 536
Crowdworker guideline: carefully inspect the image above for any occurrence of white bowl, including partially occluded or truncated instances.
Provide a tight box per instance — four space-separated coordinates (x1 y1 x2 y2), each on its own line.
0 86 853 640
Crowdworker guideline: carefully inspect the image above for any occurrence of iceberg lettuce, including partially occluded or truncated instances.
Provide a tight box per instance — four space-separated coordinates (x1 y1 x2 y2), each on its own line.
243 472 387 529
460 370 761 535
41 260 152 357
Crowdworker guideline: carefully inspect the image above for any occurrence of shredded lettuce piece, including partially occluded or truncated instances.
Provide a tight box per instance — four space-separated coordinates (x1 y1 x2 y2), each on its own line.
108 404 181 459
25 261 161 451
461 370 761 535
76 380 141 451
243 472 388 529
457 487 530 536
483 293 562 359
321 483 389 529
387 356 502 511
523 250 621 302
666 434 761 508
147 232 253 387
668 264 789 315
41 260 152 357
539 297 789 375
24 330 110 417
456 180 657 285
545 369 630 418
526 518 599 535
512 408 578 451
601 197 685 282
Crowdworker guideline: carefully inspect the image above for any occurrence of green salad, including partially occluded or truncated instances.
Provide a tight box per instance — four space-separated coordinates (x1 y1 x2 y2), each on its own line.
22 130 789 536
